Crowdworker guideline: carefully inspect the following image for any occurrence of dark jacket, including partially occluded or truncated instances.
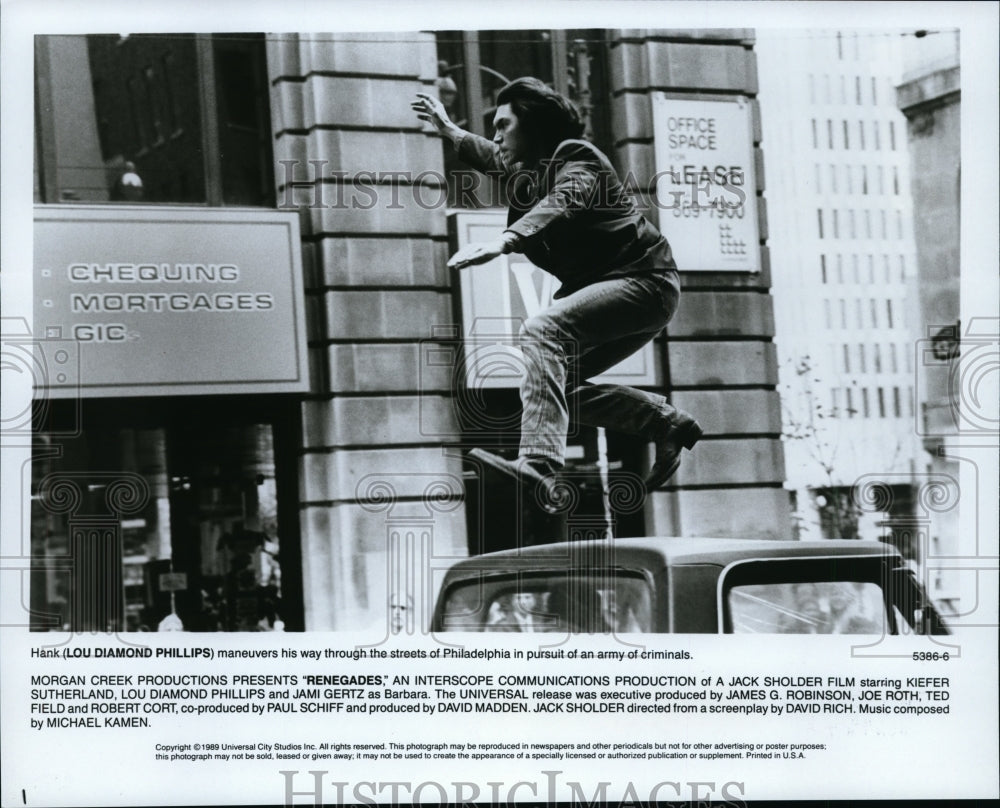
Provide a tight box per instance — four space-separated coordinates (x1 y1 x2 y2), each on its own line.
456 133 678 298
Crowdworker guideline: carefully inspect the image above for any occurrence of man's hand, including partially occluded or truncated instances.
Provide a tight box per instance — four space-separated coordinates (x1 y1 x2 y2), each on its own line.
411 92 462 142
447 240 506 269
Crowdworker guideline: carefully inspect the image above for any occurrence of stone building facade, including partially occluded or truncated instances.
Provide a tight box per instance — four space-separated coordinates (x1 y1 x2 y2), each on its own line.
32 29 788 632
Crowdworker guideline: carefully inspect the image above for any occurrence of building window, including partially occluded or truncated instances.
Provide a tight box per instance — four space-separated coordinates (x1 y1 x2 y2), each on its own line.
30 399 300 632
858 343 867 373
886 300 895 329
861 387 871 417
890 342 899 373
867 254 875 283
35 34 274 206
851 254 860 283
877 387 886 418
895 209 904 239
899 254 907 281
855 76 862 105
855 298 864 328
889 121 897 150
873 121 881 150
839 299 847 329
848 209 856 239
811 119 819 149
906 386 914 416
870 76 878 105
877 166 885 195
817 209 825 239
832 387 841 415
861 165 868 194
830 164 838 193
845 388 855 417
864 210 872 238
869 298 878 328
845 165 853 195
836 33 843 60
820 254 828 283
892 387 902 418
880 210 888 239
842 120 850 149
832 209 840 239
435 29 611 208
858 119 866 149
892 166 900 195
836 254 844 283
842 344 851 373
873 344 882 373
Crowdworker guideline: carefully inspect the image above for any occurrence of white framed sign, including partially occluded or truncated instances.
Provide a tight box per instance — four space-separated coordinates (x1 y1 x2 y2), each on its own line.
33 205 309 398
451 211 660 389
652 94 761 272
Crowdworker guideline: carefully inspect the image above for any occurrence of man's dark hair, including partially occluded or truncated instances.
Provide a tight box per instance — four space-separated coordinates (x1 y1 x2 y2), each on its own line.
496 77 585 161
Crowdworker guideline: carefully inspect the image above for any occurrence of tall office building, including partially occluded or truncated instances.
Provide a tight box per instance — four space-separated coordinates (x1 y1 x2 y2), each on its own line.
896 30 962 614
756 30 924 543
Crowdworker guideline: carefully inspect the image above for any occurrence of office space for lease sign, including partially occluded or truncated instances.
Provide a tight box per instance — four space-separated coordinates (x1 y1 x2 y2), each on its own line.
652 94 761 273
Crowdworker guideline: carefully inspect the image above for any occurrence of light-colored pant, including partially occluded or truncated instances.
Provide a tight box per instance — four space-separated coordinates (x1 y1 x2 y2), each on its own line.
517 271 682 464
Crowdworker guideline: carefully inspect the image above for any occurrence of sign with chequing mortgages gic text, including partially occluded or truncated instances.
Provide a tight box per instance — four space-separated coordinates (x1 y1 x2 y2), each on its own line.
33 206 309 398
652 94 761 273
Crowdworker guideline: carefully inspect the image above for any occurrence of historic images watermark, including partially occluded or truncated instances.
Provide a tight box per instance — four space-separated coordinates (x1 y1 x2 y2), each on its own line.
278 768 748 808
2 317 83 631
274 160 748 214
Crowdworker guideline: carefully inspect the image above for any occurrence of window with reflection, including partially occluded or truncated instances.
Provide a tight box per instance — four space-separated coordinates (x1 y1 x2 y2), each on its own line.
434 30 611 208
30 398 300 633
728 581 888 634
35 33 273 206
440 572 652 633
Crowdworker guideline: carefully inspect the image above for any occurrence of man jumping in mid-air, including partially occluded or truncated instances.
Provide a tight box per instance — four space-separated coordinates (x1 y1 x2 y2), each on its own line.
412 78 701 503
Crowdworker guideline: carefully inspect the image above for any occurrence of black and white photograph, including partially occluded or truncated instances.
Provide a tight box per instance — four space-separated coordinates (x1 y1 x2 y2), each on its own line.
2 1 998 806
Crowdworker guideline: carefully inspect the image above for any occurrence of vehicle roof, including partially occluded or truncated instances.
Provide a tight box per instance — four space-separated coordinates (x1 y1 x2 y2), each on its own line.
443 537 901 574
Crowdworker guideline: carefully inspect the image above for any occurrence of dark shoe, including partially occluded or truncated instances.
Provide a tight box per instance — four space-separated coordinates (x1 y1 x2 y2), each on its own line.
469 449 565 512
644 415 703 491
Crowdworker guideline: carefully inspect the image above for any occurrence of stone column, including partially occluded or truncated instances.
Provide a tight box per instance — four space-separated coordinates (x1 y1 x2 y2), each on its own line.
266 33 468 630
608 29 789 539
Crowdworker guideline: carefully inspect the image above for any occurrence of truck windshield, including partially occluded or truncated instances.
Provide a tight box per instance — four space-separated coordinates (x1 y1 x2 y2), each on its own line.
728 580 888 634
721 556 948 635
439 572 653 633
